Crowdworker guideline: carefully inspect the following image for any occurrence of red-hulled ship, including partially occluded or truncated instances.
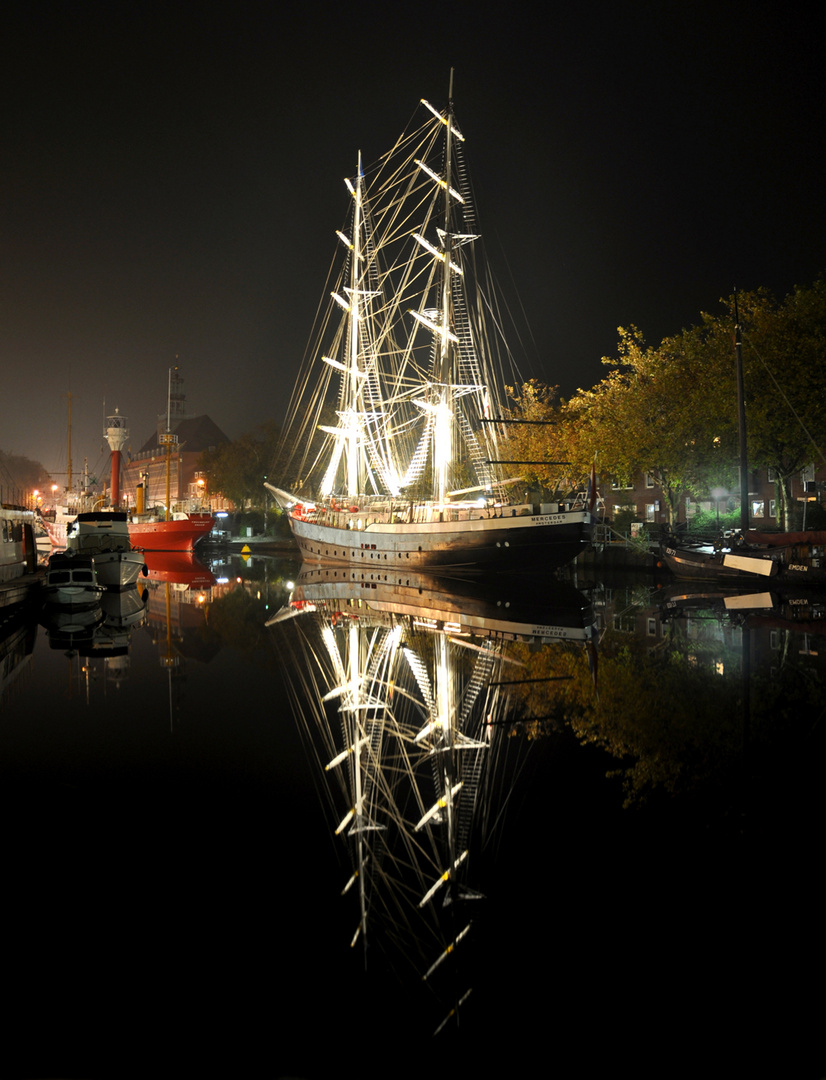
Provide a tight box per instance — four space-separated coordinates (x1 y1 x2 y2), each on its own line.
128 513 214 552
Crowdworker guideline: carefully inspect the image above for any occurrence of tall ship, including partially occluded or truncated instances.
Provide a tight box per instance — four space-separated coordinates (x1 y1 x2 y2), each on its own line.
268 77 592 569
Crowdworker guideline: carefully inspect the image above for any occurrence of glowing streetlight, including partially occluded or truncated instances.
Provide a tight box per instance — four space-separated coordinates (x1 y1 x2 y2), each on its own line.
711 487 727 532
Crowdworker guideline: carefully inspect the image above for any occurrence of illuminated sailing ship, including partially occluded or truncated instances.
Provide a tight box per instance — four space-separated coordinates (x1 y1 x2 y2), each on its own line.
268 77 592 568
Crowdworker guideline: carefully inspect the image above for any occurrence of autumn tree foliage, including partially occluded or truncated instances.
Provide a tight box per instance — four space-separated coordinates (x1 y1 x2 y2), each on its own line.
506 276 826 528
501 381 570 491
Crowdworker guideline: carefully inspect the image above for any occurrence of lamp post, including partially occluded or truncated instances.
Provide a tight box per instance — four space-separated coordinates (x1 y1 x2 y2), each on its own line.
711 487 727 533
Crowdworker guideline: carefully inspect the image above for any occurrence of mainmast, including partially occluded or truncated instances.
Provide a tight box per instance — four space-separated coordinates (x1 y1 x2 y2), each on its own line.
159 366 179 521
435 71 457 506
347 155 365 500
67 391 73 495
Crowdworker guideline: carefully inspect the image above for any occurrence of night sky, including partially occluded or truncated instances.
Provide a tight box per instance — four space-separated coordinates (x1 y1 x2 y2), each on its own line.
2 3 823 482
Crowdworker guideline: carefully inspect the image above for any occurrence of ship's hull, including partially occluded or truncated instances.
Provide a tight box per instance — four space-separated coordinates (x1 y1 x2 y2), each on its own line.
40 517 68 547
287 509 591 569
128 514 213 552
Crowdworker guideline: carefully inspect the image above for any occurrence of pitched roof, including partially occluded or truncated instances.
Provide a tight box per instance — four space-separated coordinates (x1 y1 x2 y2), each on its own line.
137 415 231 455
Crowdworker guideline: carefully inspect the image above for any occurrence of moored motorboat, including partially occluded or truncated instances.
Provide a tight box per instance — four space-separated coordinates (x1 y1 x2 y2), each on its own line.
270 77 591 569
66 512 148 589
661 529 826 585
43 551 105 608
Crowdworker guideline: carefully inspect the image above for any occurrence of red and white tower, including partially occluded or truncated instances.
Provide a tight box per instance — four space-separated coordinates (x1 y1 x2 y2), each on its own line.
105 409 129 508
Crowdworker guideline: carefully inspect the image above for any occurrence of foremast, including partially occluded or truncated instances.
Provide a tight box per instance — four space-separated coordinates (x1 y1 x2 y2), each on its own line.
321 154 399 502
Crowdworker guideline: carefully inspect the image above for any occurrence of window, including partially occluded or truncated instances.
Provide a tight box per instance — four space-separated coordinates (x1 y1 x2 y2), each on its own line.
751 500 765 519
645 473 655 489
769 499 776 518
645 503 657 522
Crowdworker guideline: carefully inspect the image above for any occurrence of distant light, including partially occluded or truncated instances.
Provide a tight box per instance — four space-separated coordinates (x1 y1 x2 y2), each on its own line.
214 511 228 518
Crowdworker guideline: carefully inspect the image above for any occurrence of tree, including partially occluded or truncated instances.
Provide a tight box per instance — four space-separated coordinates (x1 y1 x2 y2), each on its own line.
500 277 826 529
733 280 826 528
561 277 826 528
0 450 53 504
198 422 281 509
563 327 735 524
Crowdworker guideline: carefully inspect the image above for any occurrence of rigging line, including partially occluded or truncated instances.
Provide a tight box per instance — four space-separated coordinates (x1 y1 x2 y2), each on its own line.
742 331 826 471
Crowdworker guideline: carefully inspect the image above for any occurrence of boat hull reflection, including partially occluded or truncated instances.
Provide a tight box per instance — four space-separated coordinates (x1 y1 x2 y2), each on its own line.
284 564 594 643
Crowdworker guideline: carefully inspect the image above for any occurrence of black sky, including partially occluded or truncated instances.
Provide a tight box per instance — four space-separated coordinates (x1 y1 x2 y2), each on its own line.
2 2 823 480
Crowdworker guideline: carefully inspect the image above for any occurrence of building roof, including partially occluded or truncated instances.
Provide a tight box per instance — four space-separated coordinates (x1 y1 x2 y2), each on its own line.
136 415 230 456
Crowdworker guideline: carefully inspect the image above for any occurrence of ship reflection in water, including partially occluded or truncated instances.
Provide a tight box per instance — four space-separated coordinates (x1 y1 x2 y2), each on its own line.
269 565 595 1032
1 557 822 1074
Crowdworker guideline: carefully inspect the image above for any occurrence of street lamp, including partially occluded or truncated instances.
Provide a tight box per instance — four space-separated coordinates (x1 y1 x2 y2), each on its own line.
711 487 727 532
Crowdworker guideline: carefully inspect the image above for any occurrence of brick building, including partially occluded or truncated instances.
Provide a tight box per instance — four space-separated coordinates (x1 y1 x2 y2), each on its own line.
120 369 232 512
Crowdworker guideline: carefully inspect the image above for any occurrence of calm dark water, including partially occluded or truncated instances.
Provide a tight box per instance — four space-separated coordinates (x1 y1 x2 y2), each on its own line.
1 555 822 1076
